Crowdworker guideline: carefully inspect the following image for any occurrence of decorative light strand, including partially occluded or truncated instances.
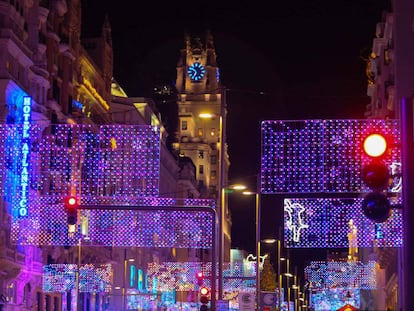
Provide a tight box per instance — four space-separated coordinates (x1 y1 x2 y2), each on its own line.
42 264 112 293
261 119 401 194
304 261 376 289
284 198 402 248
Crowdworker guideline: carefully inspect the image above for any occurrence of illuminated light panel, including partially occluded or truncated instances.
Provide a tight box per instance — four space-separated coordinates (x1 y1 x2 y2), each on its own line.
127 288 166 311
146 262 256 292
146 262 210 291
310 288 360 311
285 199 309 242
2 123 214 246
261 119 400 194
1 124 161 197
304 261 376 290
284 198 402 248
43 264 112 293
11 196 215 247
131 261 256 311
78 264 112 293
43 264 77 292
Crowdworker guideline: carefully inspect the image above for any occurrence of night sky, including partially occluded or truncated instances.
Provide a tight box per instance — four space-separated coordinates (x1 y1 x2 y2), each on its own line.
81 0 393 278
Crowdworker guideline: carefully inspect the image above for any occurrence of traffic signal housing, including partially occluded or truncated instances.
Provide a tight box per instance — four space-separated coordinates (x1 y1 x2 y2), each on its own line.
199 286 210 311
361 132 391 222
64 196 79 225
196 271 204 286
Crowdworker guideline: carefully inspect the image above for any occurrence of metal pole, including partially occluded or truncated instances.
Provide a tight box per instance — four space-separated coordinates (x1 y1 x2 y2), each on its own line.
77 239 81 311
123 248 126 311
277 227 282 311
211 207 217 311
255 188 261 310
401 97 414 311
217 86 227 305
294 267 298 311
287 257 290 311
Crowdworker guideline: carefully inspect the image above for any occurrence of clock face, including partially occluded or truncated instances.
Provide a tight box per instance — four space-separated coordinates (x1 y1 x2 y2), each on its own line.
187 62 205 81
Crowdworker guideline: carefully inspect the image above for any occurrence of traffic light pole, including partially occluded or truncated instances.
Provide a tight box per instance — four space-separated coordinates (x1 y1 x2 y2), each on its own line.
401 97 414 311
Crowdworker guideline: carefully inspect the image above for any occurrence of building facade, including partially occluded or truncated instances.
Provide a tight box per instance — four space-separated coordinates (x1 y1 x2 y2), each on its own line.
364 1 414 310
0 0 200 310
175 32 232 262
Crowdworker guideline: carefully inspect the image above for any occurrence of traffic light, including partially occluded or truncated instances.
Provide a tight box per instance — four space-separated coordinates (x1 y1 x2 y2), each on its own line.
361 132 391 222
199 286 210 311
64 196 79 225
196 271 204 286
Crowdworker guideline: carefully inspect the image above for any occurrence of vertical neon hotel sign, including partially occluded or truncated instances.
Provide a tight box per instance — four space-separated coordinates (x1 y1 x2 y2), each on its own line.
18 96 31 217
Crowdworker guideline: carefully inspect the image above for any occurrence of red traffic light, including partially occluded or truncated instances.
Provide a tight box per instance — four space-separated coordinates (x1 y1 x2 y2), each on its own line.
196 271 204 286
363 133 387 158
199 286 210 311
361 132 391 222
361 132 391 190
64 196 78 210
196 271 203 280
64 196 79 225
199 286 209 296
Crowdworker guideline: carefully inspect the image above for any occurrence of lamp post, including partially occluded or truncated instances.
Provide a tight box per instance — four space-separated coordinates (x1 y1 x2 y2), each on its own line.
277 239 281 311
255 190 261 310
198 86 227 307
291 269 298 311
242 174 261 310
198 87 229 309
218 86 227 304
282 257 293 311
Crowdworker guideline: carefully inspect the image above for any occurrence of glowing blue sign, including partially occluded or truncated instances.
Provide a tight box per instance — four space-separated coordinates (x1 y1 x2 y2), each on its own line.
4 94 32 218
19 96 31 217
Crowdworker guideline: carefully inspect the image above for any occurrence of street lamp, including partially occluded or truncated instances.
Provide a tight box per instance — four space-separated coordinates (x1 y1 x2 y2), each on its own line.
199 86 227 307
261 238 282 311
276 239 282 311
262 230 283 311
242 176 261 310
281 256 293 311
291 271 299 311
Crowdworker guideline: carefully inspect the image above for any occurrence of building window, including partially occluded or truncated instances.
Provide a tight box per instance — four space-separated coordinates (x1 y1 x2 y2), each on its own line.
198 150 204 159
211 155 217 164
181 120 187 130
199 165 204 174
211 170 216 180
36 292 42 311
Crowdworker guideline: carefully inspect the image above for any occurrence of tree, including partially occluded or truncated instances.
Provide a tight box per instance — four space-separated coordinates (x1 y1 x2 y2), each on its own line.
260 255 277 291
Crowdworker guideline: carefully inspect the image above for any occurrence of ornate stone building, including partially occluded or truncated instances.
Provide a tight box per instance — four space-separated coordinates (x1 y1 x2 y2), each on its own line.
0 0 188 310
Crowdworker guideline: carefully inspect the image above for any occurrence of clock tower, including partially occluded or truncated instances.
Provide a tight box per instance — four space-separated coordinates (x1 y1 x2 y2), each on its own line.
176 31 231 261
176 31 220 95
